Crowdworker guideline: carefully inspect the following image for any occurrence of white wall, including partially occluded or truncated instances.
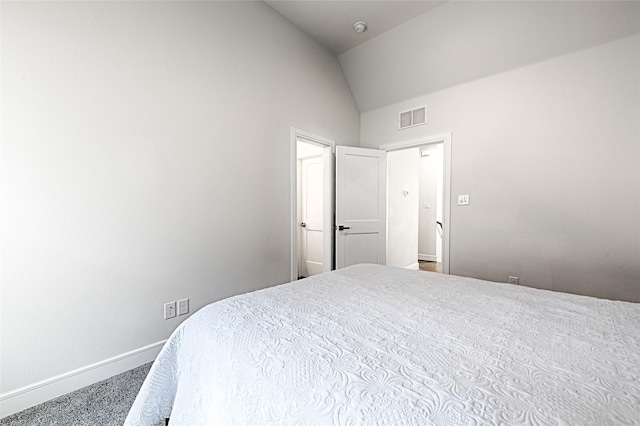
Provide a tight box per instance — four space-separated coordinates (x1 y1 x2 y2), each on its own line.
0 0 359 401
387 148 419 269
361 34 640 302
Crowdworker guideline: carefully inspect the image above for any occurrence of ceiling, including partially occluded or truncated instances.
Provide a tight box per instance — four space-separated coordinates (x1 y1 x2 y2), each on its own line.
264 1 446 55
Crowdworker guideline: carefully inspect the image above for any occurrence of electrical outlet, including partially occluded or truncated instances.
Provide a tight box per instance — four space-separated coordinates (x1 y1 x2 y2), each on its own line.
178 298 189 316
509 276 520 285
164 301 176 319
457 194 470 205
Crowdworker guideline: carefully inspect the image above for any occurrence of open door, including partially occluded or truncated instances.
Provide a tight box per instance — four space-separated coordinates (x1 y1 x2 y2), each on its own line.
335 146 387 269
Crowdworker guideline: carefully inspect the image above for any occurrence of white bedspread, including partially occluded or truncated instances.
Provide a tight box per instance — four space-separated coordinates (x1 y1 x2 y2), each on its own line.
125 264 640 425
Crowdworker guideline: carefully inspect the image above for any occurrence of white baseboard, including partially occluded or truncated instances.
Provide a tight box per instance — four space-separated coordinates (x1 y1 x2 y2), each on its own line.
418 254 437 262
0 340 166 419
406 262 419 270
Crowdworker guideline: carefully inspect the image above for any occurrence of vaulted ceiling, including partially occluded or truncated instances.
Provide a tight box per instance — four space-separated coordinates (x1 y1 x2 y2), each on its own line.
267 1 640 112
264 1 445 55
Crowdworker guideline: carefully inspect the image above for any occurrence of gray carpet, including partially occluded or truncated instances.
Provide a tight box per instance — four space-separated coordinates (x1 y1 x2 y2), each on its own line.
1 363 152 426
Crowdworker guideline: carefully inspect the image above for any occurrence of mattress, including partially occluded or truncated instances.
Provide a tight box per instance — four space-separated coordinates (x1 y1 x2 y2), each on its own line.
125 264 640 425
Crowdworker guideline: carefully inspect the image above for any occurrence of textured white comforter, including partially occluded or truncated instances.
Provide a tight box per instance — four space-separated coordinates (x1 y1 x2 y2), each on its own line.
125 264 640 425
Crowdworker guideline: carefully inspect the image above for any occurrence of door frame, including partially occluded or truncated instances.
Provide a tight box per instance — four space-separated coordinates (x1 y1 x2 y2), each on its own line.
380 132 452 274
290 128 335 281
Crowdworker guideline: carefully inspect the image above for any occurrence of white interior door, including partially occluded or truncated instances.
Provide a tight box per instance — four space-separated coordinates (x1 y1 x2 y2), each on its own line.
335 146 387 269
300 156 324 277
294 134 334 280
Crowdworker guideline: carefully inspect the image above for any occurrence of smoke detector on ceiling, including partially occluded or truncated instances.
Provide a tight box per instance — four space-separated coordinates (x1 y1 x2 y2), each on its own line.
353 21 367 33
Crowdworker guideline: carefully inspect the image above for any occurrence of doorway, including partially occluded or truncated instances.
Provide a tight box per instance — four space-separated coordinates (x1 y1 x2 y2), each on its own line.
417 144 444 273
290 128 335 281
381 133 451 274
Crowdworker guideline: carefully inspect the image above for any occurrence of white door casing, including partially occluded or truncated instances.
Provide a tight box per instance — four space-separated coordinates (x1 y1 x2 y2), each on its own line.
335 146 387 269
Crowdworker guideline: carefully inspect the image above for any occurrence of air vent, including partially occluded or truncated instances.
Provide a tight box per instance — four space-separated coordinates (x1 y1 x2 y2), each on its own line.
398 106 427 129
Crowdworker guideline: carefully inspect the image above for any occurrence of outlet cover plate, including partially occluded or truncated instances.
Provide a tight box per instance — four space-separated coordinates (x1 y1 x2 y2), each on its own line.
178 298 189 316
164 301 176 319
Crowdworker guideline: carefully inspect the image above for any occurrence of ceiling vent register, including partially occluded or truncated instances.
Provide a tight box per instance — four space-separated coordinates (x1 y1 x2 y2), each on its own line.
399 106 426 129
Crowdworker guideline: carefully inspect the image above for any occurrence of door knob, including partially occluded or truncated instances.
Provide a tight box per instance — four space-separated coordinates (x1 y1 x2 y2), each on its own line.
301 222 307 227
338 225 350 231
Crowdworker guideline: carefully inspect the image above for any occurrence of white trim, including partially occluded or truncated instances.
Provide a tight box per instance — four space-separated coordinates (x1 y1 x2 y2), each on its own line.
418 254 438 262
406 262 420 270
380 132 452 275
0 340 165 418
290 128 335 282
293 129 336 154
379 133 449 151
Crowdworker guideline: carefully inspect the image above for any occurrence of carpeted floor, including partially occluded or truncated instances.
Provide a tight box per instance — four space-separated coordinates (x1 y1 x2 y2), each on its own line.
1 363 152 426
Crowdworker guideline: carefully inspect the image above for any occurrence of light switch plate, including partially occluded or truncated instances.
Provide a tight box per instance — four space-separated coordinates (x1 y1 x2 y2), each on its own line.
457 194 470 205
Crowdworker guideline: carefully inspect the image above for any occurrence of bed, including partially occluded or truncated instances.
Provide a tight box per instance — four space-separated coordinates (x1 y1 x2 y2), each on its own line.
124 264 640 425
